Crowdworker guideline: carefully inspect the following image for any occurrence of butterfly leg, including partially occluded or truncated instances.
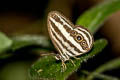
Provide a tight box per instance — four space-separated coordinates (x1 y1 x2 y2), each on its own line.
40 52 55 56
61 60 66 72
69 59 76 66
73 56 80 60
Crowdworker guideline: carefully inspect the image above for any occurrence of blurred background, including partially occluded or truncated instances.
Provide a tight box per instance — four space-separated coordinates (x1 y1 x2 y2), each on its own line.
0 0 120 80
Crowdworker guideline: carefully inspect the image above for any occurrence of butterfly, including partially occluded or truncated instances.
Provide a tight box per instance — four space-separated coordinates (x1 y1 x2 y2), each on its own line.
47 11 94 71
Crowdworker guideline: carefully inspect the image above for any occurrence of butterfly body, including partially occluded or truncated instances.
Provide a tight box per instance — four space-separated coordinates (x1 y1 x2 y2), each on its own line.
47 11 93 65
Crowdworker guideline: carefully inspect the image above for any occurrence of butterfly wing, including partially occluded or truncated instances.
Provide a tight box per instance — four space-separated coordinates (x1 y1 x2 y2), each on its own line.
47 11 94 61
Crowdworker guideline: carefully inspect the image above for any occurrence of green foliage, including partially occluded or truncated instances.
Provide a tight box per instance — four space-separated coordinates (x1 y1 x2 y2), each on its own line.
76 0 120 34
86 58 120 80
0 34 51 59
0 32 12 59
81 70 119 80
29 39 107 80
0 32 12 54
11 35 51 51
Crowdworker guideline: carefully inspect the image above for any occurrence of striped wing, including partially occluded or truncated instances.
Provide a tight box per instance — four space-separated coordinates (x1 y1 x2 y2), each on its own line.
47 11 93 61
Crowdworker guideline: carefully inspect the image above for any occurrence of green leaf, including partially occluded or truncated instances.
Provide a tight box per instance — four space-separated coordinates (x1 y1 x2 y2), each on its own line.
0 32 12 54
76 0 120 34
86 58 120 80
11 35 51 51
94 58 120 73
29 39 107 80
80 70 119 80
